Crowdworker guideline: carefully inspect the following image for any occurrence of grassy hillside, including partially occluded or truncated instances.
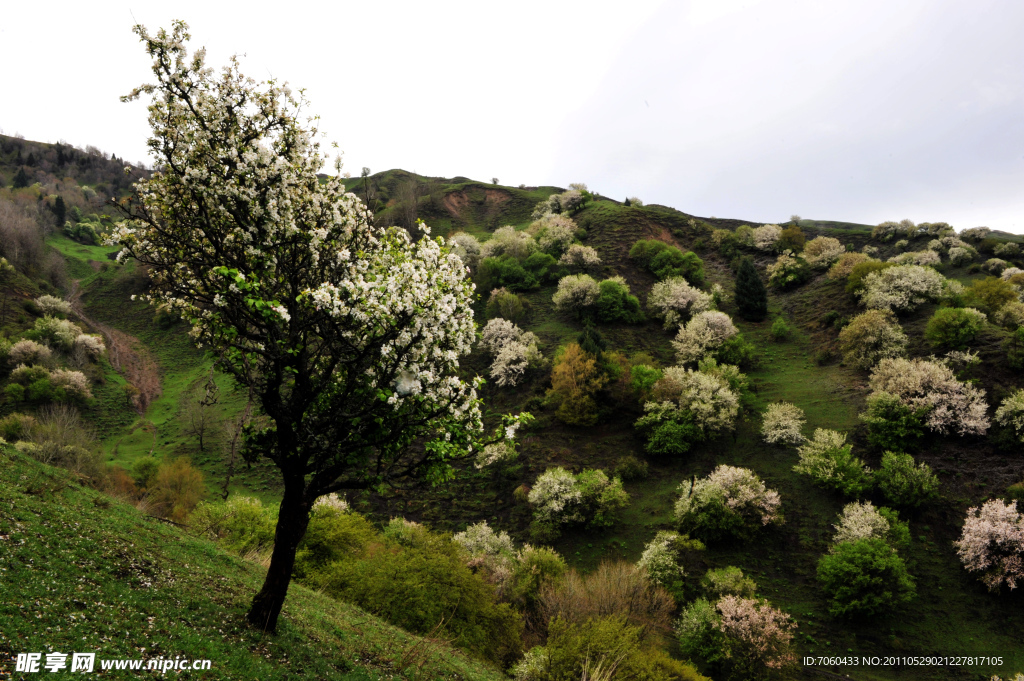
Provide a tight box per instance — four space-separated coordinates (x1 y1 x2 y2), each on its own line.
0 444 506 680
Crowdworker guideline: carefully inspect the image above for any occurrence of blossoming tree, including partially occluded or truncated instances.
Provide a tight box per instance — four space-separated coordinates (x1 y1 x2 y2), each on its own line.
115 22 525 632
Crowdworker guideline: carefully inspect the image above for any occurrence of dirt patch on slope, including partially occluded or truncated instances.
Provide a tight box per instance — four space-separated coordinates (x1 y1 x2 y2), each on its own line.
442 187 512 218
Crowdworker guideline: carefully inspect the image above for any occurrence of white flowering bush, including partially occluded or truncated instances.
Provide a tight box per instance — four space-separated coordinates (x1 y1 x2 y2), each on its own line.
766 250 810 288
862 245 879 256
35 295 73 316
637 530 686 586
948 246 974 266
528 467 629 535
826 252 870 280
1002 267 1024 281
646 276 714 329
868 357 989 436
753 224 782 251
858 264 945 312
32 316 83 351
641 366 740 436
888 250 941 267
114 20 528 632
761 402 805 445
674 465 782 540
960 226 992 242
449 232 482 270
994 242 1021 258
479 318 542 388
955 499 1024 591
551 274 600 316
453 520 516 567
995 390 1024 443
927 239 945 253
793 429 872 496
893 239 910 251
312 492 349 514
481 225 537 261
871 220 903 242
802 236 845 268
49 368 93 400
8 339 52 366
474 441 518 469
672 311 738 364
984 258 1010 274
557 244 601 272
73 334 106 360
838 309 908 369
832 501 891 545
529 214 577 256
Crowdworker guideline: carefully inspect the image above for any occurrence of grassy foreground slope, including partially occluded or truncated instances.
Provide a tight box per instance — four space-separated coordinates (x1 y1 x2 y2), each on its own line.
0 445 505 681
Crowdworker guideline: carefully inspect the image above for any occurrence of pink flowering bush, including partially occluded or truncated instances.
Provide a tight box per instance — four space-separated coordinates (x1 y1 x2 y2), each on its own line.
868 357 989 436
715 596 797 671
955 499 1024 591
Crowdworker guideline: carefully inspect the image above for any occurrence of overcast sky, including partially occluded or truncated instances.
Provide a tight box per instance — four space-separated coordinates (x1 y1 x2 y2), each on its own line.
2 1 1022 232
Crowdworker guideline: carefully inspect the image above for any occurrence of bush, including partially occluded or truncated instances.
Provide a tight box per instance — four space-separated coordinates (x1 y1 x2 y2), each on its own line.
816 538 916 618
924 307 986 350
793 429 872 496
1006 327 1024 370
481 225 537 260
954 499 1024 591
861 391 927 451
479 318 543 388
827 252 870 280
146 458 205 523
838 309 908 370
522 251 563 284
715 596 797 673
312 527 523 664
752 224 782 251
702 566 757 599
777 226 805 252
189 496 278 558
858 265 945 311
672 311 739 365
802 236 844 268
29 316 83 351
628 239 669 269
761 402 805 445
546 343 607 426
8 339 52 366
528 467 629 533
449 232 482 270
875 451 939 508
889 250 941 267
965 276 1019 314
477 255 538 292
647 277 713 329
766 251 810 289
994 301 1024 329
594 277 644 323
734 256 768 321
651 248 705 284
294 501 377 576
485 287 528 323
995 389 1024 443
714 334 758 368
0 412 36 441
629 364 663 402
674 465 782 541
551 274 600 318
557 244 600 272
34 295 72 316
637 531 687 588
614 454 649 481
769 317 791 341
948 246 975 266
831 501 909 549
845 260 893 294
867 357 990 436
636 368 739 455
530 213 577 256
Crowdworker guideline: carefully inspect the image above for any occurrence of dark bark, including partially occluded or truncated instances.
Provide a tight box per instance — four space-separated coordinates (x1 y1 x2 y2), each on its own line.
246 479 311 632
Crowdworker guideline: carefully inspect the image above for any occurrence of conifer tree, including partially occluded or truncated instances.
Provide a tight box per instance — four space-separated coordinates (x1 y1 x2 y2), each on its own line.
53 195 66 226
12 167 29 189
735 256 768 321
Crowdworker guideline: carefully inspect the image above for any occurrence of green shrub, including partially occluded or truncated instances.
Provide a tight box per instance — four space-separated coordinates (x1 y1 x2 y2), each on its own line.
629 364 663 402
0 413 36 440
523 251 563 284
734 256 767 322
875 451 939 508
311 529 523 664
477 255 538 292
770 317 791 341
614 454 649 481
189 496 278 557
793 429 873 496
651 248 705 284
637 408 703 457
3 382 23 403
147 458 205 524
777 225 806 252
965 276 1018 314
846 260 894 295
766 252 811 289
702 566 757 599
628 239 669 269
507 546 567 612
714 334 758 368
816 538 916 618
293 503 377 576
1005 327 1024 370
925 307 986 350
132 456 160 488
485 287 528 323
595 277 644 323
675 598 728 664
861 392 926 451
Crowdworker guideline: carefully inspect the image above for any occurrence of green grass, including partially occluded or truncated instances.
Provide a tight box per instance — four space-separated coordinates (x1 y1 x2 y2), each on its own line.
0 445 507 681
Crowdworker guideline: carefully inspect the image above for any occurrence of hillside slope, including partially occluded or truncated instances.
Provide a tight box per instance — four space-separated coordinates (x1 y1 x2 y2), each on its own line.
0 444 506 680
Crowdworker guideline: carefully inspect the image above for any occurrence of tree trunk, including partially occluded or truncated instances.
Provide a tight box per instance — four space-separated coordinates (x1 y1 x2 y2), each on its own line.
246 481 311 632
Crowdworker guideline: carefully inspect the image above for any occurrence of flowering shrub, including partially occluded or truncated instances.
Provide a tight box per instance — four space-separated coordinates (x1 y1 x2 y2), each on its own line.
984 258 1010 274
481 225 538 261
474 441 519 469
35 295 72 316
49 369 93 400
876 451 939 507
995 390 1024 443
925 307 986 350
551 274 600 317
8 339 52 366
994 242 1021 258
894 239 909 251
529 214 577 256
672 311 738 364
960 226 993 242
73 334 106 360
871 220 905 241
702 566 756 599
674 465 782 540
636 367 739 455
32 316 83 351
955 499 1024 591
528 467 629 535
753 224 782 251
557 244 601 272
888 250 941 267
766 250 810 289
830 501 909 549
948 246 974 266
862 245 879 256
761 402 805 445
802 236 845 268
793 429 872 496
858 265 945 311
868 357 989 436
817 538 916 617
1002 267 1024 281
637 531 687 586
449 232 482 270
646 276 713 329
826 252 870 280
838 309 908 369
716 596 797 671
453 520 516 574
